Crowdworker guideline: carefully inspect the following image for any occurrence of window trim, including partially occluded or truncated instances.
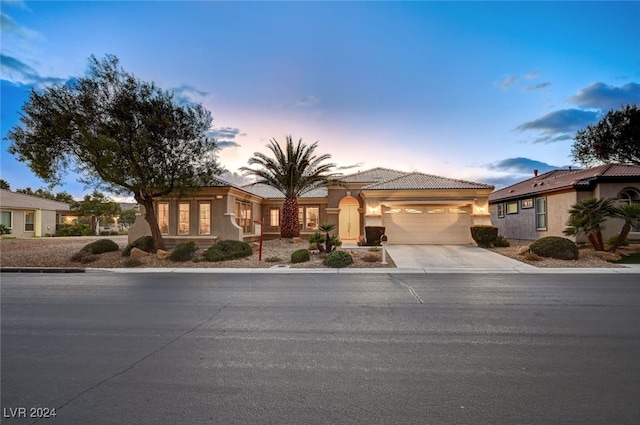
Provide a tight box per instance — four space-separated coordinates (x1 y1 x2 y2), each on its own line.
506 202 518 215
535 197 547 231
198 202 211 236
157 202 169 235
178 202 190 235
1 210 13 229
521 198 534 209
497 203 505 218
269 207 280 228
24 210 35 232
235 201 252 234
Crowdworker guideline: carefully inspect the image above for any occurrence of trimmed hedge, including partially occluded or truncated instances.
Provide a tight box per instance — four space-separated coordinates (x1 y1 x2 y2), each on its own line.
323 250 353 268
123 235 155 256
470 225 499 247
203 240 252 262
169 241 197 262
291 249 311 263
530 236 579 260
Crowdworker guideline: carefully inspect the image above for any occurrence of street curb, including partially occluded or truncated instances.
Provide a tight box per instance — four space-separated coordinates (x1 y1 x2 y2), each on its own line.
1 267 85 273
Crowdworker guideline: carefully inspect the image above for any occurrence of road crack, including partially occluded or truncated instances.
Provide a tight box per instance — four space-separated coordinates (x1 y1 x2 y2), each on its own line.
387 274 424 304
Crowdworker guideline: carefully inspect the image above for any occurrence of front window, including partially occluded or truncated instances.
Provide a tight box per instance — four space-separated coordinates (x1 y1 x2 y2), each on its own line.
497 203 505 218
157 202 169 234
536 197 547 230
1 211 12 229
24 211 35 232
521 199 534 209
235 201 252 233
619 188 640 205
269 208 280 227
178 203 190 235
506 202 518 214
298 206 320 231
199 202 211 235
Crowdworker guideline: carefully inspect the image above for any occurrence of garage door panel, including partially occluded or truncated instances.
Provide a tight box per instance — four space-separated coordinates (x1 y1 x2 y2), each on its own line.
382 205 471 244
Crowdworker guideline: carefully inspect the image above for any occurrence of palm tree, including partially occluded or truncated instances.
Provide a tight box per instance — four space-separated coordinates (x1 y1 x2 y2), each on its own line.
609 203 640 252
563 197 615 251
240 136 342 238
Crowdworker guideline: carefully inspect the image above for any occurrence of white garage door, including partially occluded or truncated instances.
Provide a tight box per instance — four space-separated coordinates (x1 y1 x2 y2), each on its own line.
382 205 471 244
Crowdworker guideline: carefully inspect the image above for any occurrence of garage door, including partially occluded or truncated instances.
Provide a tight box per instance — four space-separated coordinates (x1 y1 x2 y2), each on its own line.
382 205 471 244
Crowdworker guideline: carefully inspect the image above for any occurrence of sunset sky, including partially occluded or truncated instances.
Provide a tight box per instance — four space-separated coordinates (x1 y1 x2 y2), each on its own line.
2 1 639 199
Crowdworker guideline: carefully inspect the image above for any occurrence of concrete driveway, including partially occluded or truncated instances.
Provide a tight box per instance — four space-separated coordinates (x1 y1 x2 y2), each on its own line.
384 244 537 272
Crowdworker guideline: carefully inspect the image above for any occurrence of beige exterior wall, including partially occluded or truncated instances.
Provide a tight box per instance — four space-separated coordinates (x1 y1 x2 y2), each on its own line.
546 191 580 241
0 208 60 238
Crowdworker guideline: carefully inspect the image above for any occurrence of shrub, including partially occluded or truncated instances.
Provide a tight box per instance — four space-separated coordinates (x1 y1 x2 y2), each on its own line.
100 231 111 236
291 249 311 263
530 236 579 260
55 223 92 237
124 258 142 267
123 235 155 256
265 256 283 263
110 231 120 236
169 241 197 262
71 251 98 263
606 235 630 247
323 250 353 268
364 226 385 246
81 239 119 254
368 246 381 252
493 234 511 247
470 225 499 247
203 240 252 262
0 224 11 235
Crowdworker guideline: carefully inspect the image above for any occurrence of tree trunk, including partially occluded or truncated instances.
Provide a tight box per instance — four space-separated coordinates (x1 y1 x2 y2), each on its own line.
281 197 300 239
609 222 631 253
594 230 605 251
586 233 599 251
136 194 165 251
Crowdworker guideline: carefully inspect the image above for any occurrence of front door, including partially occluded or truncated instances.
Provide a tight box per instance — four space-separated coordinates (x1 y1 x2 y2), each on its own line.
339 196 360 240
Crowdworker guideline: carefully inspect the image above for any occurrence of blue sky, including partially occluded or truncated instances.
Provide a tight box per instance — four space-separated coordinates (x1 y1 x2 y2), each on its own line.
2 1 639 200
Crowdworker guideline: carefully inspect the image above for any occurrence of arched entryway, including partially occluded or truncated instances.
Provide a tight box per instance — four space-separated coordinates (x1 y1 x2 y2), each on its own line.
339 196 360 241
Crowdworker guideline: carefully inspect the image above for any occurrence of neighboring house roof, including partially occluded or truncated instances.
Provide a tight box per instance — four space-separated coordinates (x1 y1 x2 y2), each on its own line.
489 164 640 202
341 167 408 184
241 183 328 199
362 172 495 191
0 189 71 211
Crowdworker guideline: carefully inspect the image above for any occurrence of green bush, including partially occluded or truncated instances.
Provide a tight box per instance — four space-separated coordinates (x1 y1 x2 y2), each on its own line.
470 225 499 247
265 256 283 263
70 251 98 263
203 240 252 262
55 223 92 237
0 224 11 235
323 250 353 268
124 258 142 267
606 235 630 247
530 236 579 260
362 252 379 262
81 239 120 254
122 235 155 256
291 248 311 263
169 241 197 262
110 230 120 236
100 231 111 236
493 234 511 247
364 226 385 246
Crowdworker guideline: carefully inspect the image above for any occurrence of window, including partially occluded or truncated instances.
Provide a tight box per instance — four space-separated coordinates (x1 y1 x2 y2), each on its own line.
235 201 252 233
178 203 190 235
269 208 280 227
297 206 320 231
384 208 401 214
521 199 534 209
619 188 640 205
157 202 169 234
405 208 423 214
506 202 518 214
1 211 12 229
199 202 211 235
536 197 547 230
448 207 467 214
427 208 446 214
24 211 35 232
497 203 505 218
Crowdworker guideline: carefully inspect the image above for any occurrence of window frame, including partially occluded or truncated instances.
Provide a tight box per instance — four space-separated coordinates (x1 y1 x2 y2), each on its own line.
198 202 211 236
535 197 547 231
506 202 519 215
521 199 534 209
269 208 280 228
177 202 190 235
1 210 13 229
157 202 169 235
297 205 320 231
497 203 505 218
24 211 35 232
235 201 252 234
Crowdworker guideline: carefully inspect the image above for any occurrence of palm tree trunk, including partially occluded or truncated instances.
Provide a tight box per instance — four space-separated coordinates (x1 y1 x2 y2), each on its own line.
281 197 300 239
609 222 631 253
594 231 605 251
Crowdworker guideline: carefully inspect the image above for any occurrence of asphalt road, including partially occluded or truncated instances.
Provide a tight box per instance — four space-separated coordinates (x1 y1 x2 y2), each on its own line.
1 272 639 425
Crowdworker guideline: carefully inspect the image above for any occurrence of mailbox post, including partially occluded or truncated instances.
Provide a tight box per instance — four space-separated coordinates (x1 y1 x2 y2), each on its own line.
380 234 388 265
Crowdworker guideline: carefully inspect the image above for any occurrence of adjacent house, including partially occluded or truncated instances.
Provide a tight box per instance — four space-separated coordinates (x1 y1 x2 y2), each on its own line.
0 189 71 238
488 164 640 242
128 167 494 247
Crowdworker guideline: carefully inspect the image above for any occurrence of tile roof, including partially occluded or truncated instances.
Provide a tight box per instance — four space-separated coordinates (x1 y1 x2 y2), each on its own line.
489 164 640 202
241 183 328 199
0 189 71 211
341 167 408 183
362 172 494 190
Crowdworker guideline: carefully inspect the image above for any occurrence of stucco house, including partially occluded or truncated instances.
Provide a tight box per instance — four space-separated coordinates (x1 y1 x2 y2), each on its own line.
488 164 640 242
128 167 494 247
0 189 71 238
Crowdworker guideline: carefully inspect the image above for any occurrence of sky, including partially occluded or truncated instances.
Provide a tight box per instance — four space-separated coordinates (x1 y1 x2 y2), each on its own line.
1 0 639 200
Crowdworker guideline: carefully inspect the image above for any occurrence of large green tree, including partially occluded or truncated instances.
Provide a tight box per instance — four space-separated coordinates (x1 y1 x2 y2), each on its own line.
72 191 121 234
571 104 640 166
240 136 341 238
5 55 223 250
15 187 75 204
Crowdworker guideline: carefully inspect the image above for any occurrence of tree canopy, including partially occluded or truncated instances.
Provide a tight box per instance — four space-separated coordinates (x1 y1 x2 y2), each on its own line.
240 136 341 238
5 55 224 249
571 104 640 166
72 191 122 234
14 187 75 204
